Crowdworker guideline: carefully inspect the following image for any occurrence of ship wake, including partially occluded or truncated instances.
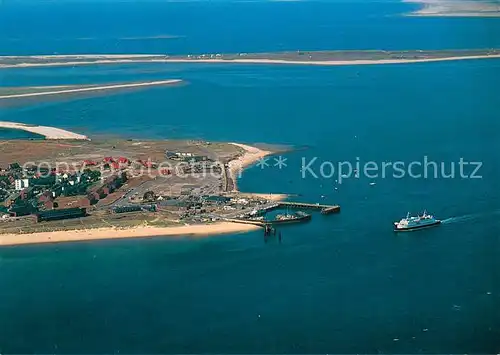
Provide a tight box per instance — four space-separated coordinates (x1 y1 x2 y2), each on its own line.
441 214 481 224
441 209 500 224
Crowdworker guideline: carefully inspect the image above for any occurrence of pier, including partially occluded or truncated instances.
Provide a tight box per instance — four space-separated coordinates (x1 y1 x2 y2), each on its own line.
223 218 267 227
259 201 341 214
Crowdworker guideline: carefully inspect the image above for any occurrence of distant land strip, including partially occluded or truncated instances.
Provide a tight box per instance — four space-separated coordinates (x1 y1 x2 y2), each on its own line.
1 50 500 68
403 0 500 17
0 80 182 99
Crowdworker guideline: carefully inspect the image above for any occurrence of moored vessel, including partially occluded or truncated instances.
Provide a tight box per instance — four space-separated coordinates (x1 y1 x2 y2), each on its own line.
271 211 311 224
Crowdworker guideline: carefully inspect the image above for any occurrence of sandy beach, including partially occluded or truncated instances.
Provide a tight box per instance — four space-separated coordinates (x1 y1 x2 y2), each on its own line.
2 53 500 69
0 222 260 247
228 143 273 192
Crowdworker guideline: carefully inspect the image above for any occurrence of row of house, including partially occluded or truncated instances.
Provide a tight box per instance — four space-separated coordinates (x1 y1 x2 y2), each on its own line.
86 172 128 205
2 166 103 215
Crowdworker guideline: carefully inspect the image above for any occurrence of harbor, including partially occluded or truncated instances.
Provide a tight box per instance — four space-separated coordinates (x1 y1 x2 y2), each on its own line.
223 200 340 235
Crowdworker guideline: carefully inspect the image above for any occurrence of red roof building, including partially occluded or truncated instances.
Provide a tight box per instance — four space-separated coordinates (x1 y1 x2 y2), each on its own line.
78 197 91 207
39 191 53 203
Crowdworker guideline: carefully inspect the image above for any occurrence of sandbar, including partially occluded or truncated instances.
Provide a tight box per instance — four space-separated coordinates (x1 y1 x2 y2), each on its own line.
0 79 182 99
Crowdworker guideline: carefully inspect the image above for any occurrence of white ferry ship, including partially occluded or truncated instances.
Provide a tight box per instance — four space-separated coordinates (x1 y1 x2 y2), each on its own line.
394 211 441 232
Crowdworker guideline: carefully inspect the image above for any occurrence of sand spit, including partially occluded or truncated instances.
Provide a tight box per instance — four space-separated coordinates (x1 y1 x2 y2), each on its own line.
0 121 89 140
0 79 182 99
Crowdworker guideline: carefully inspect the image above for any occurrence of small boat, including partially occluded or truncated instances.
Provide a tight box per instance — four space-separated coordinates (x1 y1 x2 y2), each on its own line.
369 182 376 186
394 211 441 232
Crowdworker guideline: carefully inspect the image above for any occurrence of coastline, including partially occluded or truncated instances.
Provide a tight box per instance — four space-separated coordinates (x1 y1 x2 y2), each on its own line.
1 53 500 69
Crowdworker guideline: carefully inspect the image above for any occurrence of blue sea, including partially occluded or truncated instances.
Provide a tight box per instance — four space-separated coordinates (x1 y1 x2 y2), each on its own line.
1 0 499 353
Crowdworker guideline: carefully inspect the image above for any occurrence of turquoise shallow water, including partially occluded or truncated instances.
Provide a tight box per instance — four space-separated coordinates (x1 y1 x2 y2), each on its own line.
1 0 500 353
0 128 44 140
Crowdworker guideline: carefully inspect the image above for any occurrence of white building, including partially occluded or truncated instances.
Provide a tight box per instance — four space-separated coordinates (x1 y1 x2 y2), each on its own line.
14 179 30 191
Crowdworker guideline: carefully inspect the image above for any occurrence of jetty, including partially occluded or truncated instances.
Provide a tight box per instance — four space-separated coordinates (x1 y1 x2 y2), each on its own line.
224 218 267 227
259 201 341 214
0 121 89 140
